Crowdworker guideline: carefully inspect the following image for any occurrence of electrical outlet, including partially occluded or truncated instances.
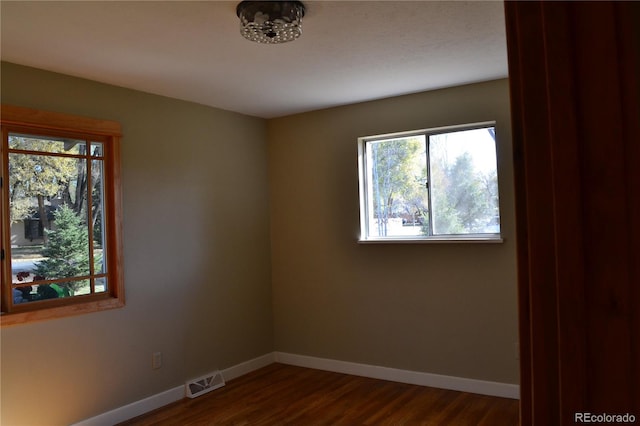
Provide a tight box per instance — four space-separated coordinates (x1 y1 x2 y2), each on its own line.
152 352 162 369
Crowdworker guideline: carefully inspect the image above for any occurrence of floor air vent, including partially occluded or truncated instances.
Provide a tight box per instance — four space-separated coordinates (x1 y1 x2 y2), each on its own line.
185 370 225 398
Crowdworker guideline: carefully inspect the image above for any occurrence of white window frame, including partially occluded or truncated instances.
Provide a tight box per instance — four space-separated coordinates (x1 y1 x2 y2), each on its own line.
358 121 503 244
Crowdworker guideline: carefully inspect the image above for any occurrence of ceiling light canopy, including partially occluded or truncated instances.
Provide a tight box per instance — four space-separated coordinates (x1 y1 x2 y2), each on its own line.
236 1 305 44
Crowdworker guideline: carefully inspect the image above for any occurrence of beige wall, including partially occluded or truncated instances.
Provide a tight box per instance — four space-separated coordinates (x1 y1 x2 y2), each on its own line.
0 62 273 425
267 79 519 384
1 63 518 425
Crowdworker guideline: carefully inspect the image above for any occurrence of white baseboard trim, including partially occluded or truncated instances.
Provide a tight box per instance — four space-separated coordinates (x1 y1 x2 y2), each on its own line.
274 352 520 400
74 351 518 425
72 385 185 426
221 352 276 381
72 352 276 426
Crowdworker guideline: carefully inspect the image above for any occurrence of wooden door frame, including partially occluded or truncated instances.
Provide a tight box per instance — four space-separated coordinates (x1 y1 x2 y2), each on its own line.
504 2 640 424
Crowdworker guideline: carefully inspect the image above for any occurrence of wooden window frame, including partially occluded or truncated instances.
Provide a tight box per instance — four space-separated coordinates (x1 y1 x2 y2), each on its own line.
1 104 124 326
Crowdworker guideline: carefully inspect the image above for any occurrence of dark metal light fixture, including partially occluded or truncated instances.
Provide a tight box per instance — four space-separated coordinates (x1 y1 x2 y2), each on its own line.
236 1 305 44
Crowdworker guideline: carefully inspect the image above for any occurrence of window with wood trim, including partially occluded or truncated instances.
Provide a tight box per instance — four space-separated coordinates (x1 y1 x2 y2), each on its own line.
1 105 124 326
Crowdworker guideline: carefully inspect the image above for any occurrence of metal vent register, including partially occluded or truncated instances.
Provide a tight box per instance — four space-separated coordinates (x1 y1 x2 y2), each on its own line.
185 370 225 398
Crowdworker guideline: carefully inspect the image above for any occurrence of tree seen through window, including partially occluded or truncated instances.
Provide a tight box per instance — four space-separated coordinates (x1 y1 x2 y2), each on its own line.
360 125 500 240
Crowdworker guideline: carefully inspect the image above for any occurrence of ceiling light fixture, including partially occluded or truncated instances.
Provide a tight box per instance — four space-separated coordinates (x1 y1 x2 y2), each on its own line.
236 1 305 44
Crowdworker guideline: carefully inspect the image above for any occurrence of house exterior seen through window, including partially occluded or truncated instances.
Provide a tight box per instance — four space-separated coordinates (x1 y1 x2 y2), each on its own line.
1 105 124 326
358 123 502 242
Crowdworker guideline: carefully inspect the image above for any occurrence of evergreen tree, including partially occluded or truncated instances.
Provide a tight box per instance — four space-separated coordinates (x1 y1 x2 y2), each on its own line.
34 205 90 295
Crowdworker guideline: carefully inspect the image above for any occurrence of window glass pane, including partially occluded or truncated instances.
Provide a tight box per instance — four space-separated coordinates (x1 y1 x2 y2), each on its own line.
26 205 91 292
71 279 92 296
12 283 76 303
365 135 428 238
8 150 95 298
429 127 500 235
12 284 36 304
9 134 86 155
95 277 108 294
9 151 76 285
8 152 78 227
91 159 107 280
91 142 103 157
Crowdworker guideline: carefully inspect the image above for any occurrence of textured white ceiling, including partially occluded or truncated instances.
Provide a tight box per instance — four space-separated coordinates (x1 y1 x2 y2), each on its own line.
0 1 508 118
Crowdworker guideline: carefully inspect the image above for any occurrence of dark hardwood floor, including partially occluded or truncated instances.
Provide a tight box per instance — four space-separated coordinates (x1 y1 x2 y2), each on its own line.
119 363 519 425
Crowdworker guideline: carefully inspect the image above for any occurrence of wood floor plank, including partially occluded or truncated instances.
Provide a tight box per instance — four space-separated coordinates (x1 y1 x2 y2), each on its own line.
118 363 519 425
